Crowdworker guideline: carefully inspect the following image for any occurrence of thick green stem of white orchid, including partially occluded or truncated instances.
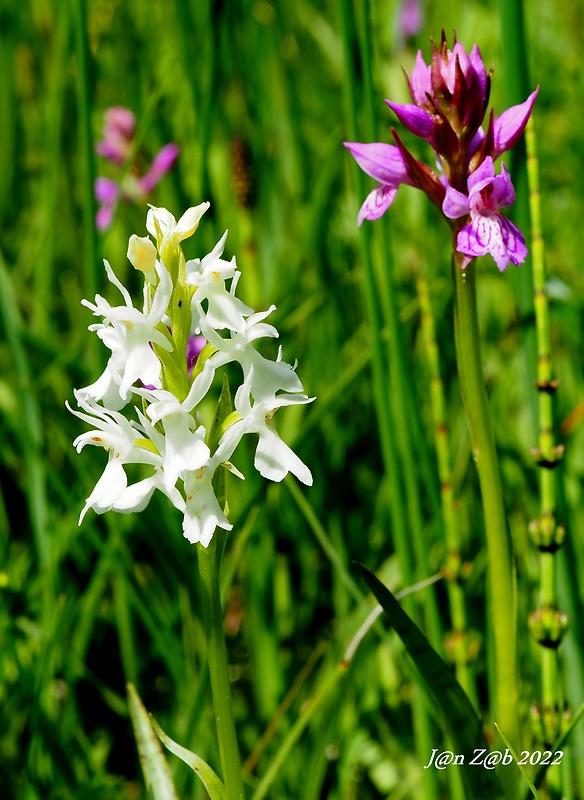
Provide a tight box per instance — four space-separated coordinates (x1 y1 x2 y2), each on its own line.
198 535 246 800
451 251 519 799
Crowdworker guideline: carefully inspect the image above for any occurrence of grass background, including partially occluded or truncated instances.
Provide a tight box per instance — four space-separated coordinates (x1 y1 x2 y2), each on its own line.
1 0 584 797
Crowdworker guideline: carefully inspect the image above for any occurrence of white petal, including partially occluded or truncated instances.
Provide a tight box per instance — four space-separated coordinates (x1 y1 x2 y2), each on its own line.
79 458 127 524
255 427 313 485
174 202 210 242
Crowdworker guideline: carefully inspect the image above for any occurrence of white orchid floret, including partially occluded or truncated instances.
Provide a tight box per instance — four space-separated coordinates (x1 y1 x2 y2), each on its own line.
67 393 164 523
201 306 279 377
182 419 246 547
186 231 253 333
111 469 185 516
234 369 314 486
146 202 210 250
78 259 172 407
137 388 211 493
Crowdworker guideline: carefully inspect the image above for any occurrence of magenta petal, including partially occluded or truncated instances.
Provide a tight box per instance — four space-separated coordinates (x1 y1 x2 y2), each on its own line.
493 87 539 158
442 185 470 219
490 163 516 207
468 156 495 191
385 101 434 139
449 43 473 93
344 141 411 185
409 50 432 104
139 143 180 194
469 44 488 99
95 177 120 204
357 184 398 225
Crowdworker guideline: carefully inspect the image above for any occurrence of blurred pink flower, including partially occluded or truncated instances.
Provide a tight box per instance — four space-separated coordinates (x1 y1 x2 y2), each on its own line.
397 0 423 43
95 107 179 231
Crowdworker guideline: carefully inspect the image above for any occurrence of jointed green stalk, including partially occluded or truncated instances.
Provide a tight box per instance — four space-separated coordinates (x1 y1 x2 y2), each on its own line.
526 117 566 773
198 536 246 800
451 251 519 793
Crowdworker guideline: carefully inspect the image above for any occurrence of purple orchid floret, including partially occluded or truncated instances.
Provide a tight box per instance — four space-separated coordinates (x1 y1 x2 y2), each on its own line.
343 142 414 224
443 156 527 272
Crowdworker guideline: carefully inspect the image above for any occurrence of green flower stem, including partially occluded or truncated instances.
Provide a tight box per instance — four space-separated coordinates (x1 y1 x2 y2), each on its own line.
197 536 246 800
451 252 519 762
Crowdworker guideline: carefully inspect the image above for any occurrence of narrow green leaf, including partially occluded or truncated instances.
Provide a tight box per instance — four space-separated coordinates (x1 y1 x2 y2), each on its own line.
127 683 179 800
494 724 542 800
151 717 227 800
355 564 506 800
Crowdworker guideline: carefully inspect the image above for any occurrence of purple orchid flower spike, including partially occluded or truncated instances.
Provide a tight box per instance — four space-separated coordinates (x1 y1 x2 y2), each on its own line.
345 32 537 272
443 156 527 271
343 142 415 224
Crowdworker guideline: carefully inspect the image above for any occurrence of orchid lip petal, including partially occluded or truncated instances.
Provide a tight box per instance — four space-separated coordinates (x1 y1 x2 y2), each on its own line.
357 184 398 225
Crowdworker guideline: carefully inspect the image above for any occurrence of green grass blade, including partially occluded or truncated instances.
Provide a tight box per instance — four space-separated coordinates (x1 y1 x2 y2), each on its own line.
355 563 506 800
494 724 542 800
152 717 227 800
127 683 179 800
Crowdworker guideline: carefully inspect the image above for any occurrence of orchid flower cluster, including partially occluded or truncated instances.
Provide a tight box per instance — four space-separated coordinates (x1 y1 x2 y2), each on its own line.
345 33 538 271
68 203 313 547
95 107 180 231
